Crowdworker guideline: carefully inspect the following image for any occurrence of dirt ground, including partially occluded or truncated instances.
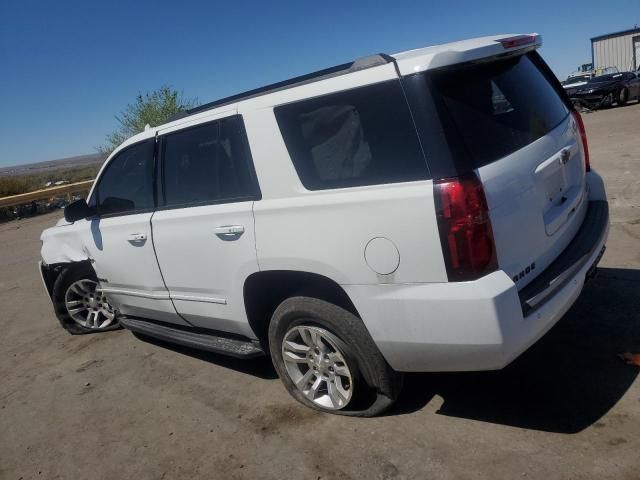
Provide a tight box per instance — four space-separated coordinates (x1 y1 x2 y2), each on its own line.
1 104 639 480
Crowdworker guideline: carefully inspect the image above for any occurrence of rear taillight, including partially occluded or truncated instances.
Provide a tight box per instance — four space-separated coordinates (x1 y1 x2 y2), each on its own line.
571 110 590 172
434 173 498 281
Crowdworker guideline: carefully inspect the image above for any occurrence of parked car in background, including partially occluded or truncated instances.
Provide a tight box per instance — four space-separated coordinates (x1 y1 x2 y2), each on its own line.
566 70 640 109
39 33 609 416
561 67 619 91
561 71 594 89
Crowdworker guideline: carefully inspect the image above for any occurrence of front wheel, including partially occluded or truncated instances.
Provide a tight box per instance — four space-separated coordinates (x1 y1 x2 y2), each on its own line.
269 296 403 416
600 92 614 108
52 265 119 334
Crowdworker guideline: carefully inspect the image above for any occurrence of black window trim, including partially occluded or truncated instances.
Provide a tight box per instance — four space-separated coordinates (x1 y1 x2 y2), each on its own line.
528 51 575 113
91 138 158 219
156 114 262 212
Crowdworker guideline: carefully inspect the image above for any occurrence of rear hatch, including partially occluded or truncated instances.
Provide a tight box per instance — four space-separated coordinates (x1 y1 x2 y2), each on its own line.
426 52 588 289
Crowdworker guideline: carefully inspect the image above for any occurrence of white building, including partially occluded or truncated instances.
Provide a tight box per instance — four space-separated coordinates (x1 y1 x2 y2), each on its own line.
591 27 640 72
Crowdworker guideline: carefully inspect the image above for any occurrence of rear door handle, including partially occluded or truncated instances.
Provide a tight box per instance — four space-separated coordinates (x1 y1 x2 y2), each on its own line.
127 233 147 242
215 225 245 239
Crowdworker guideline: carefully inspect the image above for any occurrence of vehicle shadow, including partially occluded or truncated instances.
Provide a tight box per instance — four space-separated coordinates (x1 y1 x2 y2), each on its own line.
390 267 640 433
132 332 279 380
615 99 640 108
587 99 640 113
130 268 639 432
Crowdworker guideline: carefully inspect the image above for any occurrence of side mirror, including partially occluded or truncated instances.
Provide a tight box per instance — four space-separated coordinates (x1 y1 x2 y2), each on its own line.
64 199 91 222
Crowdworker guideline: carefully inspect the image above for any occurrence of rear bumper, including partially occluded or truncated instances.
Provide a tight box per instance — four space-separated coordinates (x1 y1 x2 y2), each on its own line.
345 199 609 372
518 201 608 316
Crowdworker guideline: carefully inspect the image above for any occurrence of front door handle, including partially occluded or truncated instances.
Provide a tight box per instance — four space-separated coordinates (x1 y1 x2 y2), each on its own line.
215 225 245 239
127 233 147 242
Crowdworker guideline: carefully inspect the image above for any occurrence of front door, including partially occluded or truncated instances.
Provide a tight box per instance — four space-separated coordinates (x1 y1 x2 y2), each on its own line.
151 114 261 337
82 139 188 325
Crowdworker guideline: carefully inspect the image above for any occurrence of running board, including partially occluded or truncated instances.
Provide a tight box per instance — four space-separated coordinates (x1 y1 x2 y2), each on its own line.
119 317 265 359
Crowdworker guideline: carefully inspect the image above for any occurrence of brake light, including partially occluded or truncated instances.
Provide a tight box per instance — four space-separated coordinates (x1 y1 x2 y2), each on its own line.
498 34 538 49
434 174 498 281
571 110 591 172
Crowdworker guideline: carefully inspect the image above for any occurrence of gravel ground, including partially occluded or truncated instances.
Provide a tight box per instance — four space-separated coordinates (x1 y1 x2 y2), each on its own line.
1 103 639 480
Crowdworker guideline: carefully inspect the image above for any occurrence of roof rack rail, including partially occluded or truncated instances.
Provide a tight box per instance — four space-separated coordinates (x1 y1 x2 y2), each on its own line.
168 53 392 122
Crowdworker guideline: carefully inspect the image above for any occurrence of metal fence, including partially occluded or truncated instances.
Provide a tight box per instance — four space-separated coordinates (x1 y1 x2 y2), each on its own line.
0 180 94 209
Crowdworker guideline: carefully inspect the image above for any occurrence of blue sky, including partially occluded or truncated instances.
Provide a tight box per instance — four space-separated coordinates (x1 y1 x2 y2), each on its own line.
0 0 638 166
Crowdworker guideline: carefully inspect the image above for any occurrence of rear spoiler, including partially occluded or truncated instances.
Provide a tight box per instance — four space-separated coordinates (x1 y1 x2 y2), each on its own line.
394 33 542 75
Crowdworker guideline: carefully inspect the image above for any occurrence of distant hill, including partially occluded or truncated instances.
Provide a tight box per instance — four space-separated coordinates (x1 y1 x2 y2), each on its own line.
0 153 107 177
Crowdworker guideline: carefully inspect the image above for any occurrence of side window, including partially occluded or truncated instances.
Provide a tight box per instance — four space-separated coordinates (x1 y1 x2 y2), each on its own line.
274 80 428 190
161 116 260 208
96 140 155 216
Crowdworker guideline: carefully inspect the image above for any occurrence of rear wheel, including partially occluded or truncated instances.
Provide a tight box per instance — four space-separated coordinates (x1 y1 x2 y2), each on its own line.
281 325 354 410
52 265 119 334
269 296 403 416
618 87 629 106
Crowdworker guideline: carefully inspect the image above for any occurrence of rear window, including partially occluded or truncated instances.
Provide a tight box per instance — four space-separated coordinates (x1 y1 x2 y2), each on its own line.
426 53 569 168
274 80 428 190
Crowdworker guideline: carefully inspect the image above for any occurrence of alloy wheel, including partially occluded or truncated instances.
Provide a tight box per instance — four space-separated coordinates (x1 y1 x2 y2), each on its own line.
281 325 353 410
64 279 116 330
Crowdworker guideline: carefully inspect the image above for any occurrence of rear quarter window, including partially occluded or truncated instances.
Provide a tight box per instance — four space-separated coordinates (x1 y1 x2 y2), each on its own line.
274 80 428 190
425 53 569 168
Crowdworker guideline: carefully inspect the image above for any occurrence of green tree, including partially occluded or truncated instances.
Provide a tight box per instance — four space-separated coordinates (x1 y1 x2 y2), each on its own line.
99 86 197 154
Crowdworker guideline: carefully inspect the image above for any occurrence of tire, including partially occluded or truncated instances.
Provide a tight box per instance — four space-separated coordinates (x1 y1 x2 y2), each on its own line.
52 264 119 335
600 92 614 109
618 87 629 106
269 296 403 416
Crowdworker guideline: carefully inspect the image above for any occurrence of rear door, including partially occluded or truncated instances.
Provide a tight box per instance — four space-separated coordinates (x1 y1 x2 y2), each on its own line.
151 114 261 337
419 52 588 289
82 140 188 325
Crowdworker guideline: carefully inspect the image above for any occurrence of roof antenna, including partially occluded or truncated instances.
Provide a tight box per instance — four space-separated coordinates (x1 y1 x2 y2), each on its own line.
144 124 151 131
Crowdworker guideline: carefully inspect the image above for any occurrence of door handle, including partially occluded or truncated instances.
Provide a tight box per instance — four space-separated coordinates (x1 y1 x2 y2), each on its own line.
127 233 147 242
215 225 245 239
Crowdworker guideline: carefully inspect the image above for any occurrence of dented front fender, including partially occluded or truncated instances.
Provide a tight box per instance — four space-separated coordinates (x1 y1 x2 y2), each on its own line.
40 223 90 265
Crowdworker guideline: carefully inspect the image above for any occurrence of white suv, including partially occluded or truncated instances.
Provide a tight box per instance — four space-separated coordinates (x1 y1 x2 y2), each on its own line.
40 34 609 416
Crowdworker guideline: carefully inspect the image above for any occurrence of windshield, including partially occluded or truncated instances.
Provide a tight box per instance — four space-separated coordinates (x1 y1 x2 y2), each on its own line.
594 66 619 77
562 75 590 85
588 72 624 83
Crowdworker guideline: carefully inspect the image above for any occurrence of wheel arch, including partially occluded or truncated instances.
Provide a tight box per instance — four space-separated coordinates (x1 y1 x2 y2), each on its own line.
41 259 94 300
243 270 360 348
